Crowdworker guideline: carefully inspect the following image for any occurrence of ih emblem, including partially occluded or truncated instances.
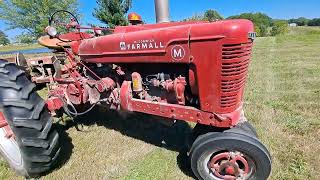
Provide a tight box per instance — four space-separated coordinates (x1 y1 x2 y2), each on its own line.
171 45 185 61
248 32 256 40
120 42 126 50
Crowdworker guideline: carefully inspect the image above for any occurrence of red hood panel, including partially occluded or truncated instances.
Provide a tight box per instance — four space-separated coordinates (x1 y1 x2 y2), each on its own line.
78 19 254 57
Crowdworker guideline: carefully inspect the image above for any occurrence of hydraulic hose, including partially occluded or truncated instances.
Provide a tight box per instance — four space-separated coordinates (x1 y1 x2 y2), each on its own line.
59 96 99 118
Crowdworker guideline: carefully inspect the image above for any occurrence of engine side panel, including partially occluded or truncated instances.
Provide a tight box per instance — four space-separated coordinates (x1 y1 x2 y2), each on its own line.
78 19 254 114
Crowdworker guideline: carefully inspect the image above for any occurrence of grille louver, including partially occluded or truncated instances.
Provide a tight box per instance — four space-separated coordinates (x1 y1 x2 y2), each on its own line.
220 42 252 108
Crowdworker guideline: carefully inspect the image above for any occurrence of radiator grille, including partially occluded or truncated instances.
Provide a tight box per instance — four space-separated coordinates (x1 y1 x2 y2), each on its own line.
220 42 252 108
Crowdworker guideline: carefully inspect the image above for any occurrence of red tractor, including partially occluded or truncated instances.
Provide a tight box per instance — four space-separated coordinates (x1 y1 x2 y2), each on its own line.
0 2 271 180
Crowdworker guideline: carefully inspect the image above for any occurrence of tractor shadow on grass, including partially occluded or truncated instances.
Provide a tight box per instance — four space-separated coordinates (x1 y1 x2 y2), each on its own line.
62 107 196 178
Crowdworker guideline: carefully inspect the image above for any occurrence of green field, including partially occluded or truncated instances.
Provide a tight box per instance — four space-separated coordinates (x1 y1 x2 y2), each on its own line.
0 44 42 53
0 27 320 180
0 43 48 60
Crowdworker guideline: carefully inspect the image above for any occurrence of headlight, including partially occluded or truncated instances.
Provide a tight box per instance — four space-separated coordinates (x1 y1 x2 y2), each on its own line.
45 26 57 37
94 29 102 36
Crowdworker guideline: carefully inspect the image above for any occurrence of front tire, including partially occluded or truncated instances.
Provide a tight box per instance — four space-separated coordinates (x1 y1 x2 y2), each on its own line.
190 131 271 180
0 60 61 178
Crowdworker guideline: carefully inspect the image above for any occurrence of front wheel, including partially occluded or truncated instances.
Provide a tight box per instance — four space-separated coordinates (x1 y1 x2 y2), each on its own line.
190 132 271 180
0 60 61 178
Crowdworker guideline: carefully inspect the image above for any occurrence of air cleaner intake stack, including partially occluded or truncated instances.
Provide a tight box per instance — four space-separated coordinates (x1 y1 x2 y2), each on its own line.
154 0 170 23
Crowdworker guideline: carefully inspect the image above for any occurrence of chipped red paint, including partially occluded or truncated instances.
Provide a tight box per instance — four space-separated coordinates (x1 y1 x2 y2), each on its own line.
0 112 14 139
209 152 251 179
46 97 64 112
120 81 242 127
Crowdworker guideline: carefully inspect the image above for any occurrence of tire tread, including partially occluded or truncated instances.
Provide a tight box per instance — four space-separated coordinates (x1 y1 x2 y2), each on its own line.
0 59 60 178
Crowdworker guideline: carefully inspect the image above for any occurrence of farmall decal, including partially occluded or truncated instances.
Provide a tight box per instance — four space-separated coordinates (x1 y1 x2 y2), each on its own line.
120 39 164 51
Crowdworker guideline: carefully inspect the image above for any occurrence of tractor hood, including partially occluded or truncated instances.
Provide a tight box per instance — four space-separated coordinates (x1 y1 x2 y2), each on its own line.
78 19 254 59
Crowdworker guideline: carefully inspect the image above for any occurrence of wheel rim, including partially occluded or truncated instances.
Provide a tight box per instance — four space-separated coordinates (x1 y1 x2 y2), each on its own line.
206 151 254 180
0 112 22 166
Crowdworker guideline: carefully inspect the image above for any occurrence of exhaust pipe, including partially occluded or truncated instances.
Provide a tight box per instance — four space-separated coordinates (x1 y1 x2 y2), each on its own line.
154 0 170 23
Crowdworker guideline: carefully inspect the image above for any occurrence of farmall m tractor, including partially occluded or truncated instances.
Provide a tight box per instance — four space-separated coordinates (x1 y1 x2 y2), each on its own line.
0 1 271 179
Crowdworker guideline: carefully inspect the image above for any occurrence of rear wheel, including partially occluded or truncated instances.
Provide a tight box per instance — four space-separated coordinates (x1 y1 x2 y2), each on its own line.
0 60 61 178
190 131 271 180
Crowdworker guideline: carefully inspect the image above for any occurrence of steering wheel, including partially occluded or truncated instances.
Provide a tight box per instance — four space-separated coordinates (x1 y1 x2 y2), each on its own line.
49 10 80 28
47 10 82 42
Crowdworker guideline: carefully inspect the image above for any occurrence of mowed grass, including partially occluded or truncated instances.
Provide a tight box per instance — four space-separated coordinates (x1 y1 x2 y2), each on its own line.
0 53 53 61
0 26 320 180
245 26 320 179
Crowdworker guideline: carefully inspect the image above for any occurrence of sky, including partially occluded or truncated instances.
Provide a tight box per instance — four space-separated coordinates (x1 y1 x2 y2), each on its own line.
1 0 320 41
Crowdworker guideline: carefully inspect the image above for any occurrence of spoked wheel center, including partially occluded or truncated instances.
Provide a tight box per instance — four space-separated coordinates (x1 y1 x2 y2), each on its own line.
209 151 252 180
0 112 22 166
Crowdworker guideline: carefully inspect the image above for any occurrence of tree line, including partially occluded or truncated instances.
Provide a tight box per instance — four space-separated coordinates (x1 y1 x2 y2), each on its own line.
183 10 318 37
289 17 320 26
227 12 288 37
0 0 319 45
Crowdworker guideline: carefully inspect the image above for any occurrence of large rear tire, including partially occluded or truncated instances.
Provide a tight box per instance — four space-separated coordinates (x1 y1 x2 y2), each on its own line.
0 60 61 178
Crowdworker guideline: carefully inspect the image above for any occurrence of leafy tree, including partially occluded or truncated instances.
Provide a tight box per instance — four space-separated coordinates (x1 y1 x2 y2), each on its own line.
93 0 132 28
258 25 269 37
15 33 35 44
0 30 10 45
204 9 223 21
254 25 261 37
228 13 272 37
182 13 204 22
228 13 272 27
0 0 79 38
271 20 289 36
308 18 320 26
183 10 223 22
